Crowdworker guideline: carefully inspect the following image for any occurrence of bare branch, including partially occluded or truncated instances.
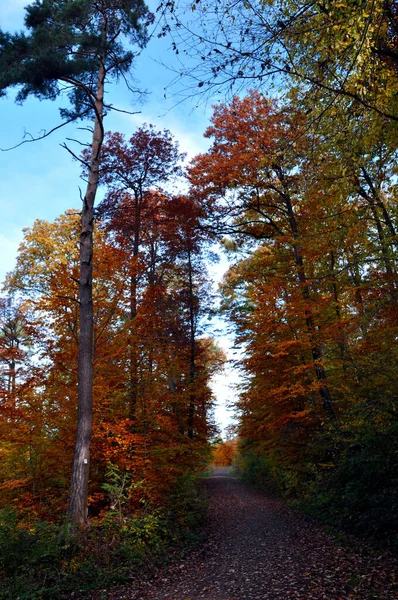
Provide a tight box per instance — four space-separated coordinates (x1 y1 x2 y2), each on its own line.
65 137 91 148
0 111 90 152
102 103 142 116
60 142 90 166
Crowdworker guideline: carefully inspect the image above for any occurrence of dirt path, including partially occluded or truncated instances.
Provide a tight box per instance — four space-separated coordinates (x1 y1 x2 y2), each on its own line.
128 468 397 600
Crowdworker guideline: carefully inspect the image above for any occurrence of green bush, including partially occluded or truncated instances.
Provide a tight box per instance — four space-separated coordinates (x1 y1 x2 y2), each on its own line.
165 474 207 546
0 509 77 600
234 443 293 496
310 423 398 547
236 422 398 549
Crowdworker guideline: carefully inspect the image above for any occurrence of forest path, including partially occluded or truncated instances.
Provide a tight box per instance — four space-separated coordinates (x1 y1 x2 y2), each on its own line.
127 468 397 600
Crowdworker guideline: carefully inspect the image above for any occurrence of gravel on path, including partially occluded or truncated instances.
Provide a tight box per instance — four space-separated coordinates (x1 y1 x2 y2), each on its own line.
109 468 398 600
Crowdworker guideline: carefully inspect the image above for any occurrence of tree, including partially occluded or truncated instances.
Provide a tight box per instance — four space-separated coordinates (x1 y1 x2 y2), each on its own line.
2 211 130 517
196 89 398 520
0 300 28 405
212 438 237 467
162 0 398 122
162 194 216 438
2 205 222 520
189 91 335 413
98 126 185 417
0 0 153 525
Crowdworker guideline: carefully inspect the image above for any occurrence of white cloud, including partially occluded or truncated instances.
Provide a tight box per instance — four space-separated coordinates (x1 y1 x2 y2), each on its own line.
113 105 211 160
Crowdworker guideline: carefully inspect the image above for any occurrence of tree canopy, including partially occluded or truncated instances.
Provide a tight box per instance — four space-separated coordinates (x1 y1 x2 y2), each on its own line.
1 1 398 595
0 0 152 118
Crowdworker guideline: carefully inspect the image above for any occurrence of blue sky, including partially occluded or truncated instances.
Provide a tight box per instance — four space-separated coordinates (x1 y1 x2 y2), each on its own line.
0 0 214 282
0 0 239 434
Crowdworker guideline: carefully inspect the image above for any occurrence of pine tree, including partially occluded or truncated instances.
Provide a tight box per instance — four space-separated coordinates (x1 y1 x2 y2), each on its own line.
0 0 153 526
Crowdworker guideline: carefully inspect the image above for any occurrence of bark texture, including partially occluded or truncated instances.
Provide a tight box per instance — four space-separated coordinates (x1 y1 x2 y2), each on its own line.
67 59 105 526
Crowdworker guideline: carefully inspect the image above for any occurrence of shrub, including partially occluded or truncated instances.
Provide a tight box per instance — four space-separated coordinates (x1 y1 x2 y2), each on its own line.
310 422 398 547
0 470 208 599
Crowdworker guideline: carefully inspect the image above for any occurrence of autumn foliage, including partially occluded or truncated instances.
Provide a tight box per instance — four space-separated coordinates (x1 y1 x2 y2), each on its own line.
212 438 238 467
2 1 398 597
0 127 223 526
0 90 397 600
189 91 398 542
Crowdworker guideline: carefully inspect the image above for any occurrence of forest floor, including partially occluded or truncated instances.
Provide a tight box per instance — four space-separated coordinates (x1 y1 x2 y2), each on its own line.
89 468 398 600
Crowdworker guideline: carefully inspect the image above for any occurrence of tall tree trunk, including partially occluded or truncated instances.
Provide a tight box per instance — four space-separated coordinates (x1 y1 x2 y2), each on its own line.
129 269 139 419
187 247 196 439
345 247 368 337
361 167 397 248
67 59 105 527
359 185 395 278
168 350 184 434
129 190 141 420
358 174 396 301
282 187 334 413
330 251 348 377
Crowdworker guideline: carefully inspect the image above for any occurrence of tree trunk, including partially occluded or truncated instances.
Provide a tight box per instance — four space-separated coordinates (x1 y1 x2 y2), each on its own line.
330 251 348 377
67 59 105 527
186 247 196 439
361 167 397 248
358 175 396 301
283 189 334 413
129 270 139 419
128 190 142 420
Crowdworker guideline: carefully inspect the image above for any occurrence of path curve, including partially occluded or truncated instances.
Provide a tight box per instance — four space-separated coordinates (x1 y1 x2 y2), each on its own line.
130 468 397 600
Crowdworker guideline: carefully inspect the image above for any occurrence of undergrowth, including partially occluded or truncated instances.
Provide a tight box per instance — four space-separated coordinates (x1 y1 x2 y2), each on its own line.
0 473 206 600
235 421 398 551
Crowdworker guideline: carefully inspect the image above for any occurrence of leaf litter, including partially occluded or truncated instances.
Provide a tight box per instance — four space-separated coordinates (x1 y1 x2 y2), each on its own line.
89 468 398 600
